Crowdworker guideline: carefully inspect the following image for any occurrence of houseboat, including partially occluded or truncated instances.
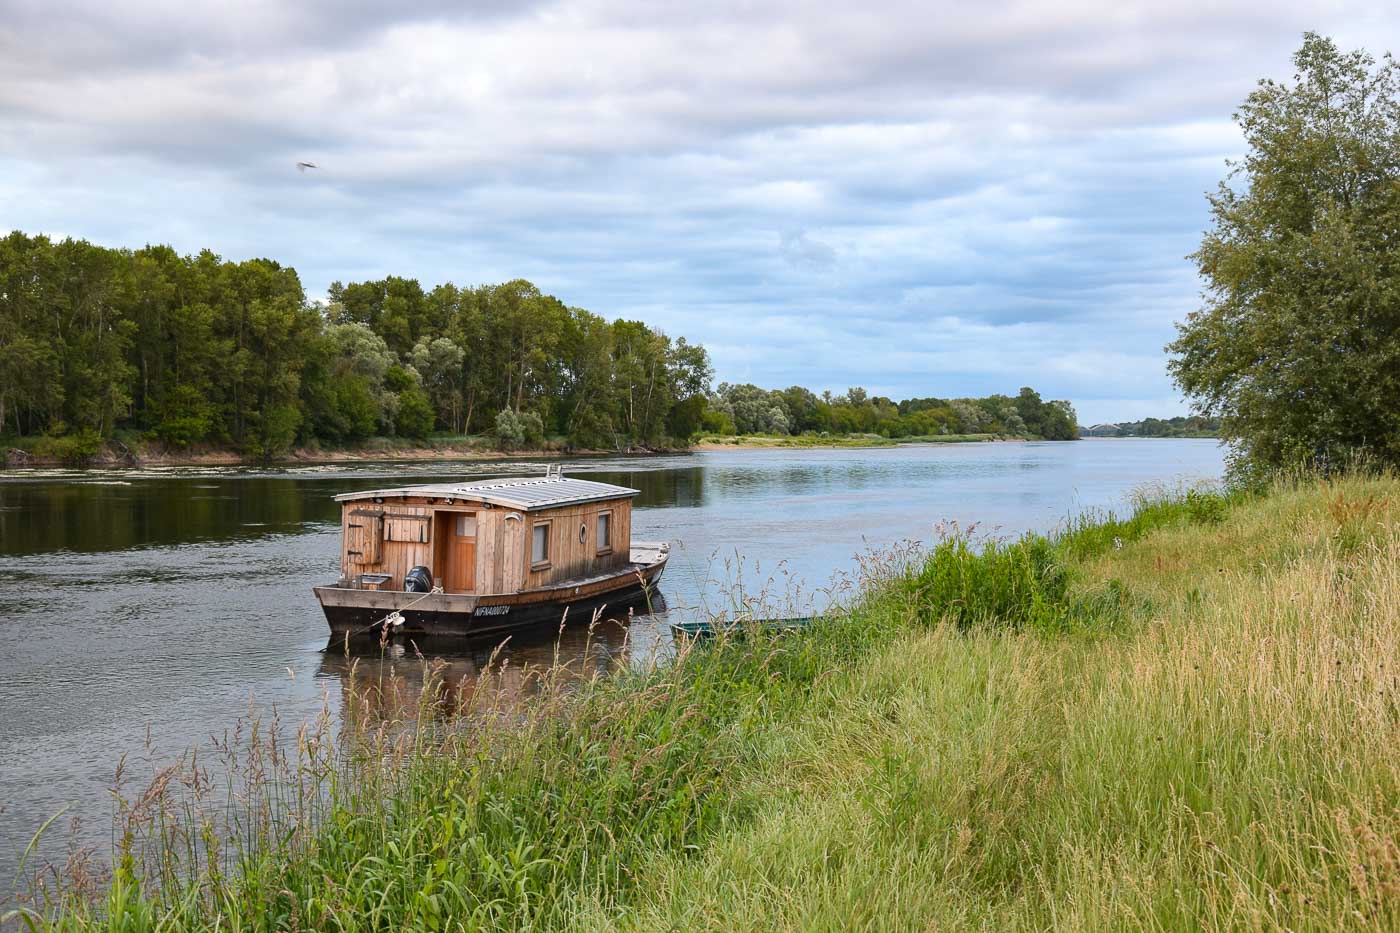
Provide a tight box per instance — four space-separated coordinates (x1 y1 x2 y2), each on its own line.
313 469 668 639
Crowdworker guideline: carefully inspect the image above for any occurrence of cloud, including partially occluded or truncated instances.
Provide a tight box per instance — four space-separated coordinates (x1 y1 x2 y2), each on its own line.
778 230 837 270
2 1 1397 418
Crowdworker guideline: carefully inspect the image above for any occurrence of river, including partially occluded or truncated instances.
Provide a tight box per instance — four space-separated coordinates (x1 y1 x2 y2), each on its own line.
0 439 1225 882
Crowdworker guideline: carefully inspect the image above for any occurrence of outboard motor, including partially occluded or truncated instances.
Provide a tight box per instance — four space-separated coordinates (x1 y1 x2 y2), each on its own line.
404 565 433 593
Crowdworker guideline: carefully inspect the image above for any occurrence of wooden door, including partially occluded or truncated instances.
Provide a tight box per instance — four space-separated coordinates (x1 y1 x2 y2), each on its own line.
437 513 476 593
347 510 383 566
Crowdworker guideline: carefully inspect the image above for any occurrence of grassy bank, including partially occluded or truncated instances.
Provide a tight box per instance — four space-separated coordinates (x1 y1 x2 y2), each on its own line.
12 476 1400 929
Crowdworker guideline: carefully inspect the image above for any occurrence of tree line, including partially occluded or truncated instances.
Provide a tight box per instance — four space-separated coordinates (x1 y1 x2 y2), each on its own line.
0 231 712 458
0 229 1081 463
1082 416 1220 438
703 384 1079 440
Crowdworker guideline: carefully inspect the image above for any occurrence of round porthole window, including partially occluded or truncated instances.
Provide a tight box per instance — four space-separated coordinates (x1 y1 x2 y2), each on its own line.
579 522 588 543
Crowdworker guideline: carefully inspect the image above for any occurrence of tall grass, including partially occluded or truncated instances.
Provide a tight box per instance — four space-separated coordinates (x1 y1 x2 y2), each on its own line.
10 478 1398 930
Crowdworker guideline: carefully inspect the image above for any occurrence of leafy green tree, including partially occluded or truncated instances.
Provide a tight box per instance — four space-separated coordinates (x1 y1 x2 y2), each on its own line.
949 399 986 433
663 337 713 440
482 280 564 416
219 258 310 454
613 320 676 441
667 395 707 439
410 336 466 432
323 323 398 436
53 238 137 436
1169 34 1400 470
776 386 819 432
396 385 435 439
0 232 63 435
383 364 415 393
154 384 215 447
1040 399 1079 440
327 277 431 357
445 285 489 433
494 408 544 450
334 377 381 441
699 403 736 435
1014 387 1046 435
555 308 616 447
240 292 316 459
717 383 793 435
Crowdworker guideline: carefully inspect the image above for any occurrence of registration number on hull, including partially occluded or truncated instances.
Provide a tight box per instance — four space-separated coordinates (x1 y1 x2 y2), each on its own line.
475 605 510 617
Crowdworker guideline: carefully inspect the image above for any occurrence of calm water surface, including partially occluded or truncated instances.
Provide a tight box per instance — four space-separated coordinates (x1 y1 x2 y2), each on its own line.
0 439 1224 880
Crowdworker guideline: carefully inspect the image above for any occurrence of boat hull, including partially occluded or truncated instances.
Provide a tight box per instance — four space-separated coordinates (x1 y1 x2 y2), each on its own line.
315 544 668 641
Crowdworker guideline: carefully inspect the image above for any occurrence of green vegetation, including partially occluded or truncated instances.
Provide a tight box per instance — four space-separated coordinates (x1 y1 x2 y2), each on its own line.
0 229 1081 464
0 239 713 460
0 229 1080 465
1170 34 1400 473
15 473 1399 930
703 384 1078 441
1083 415 1221 438
696 432 1001 448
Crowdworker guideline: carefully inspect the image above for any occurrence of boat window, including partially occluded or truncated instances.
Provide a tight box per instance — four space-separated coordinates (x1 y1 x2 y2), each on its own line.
384 514 430 543
597 511 612 552
532 521 550 566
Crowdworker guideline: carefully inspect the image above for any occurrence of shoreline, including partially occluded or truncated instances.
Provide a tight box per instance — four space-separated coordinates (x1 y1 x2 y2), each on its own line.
2 436 1014 469
0 434 1216 471
692 433 1021 451
0 441 659 470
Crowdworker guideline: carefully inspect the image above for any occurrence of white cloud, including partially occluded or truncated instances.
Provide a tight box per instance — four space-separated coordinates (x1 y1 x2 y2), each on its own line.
2 1 1397 418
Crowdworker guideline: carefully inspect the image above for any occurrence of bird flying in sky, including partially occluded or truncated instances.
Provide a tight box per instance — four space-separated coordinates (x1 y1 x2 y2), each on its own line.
296 161 318 172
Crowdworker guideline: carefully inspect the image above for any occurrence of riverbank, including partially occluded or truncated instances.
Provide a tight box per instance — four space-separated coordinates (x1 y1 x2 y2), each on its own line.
4 431 1045 469
14 472 1398 929
0 435 677 469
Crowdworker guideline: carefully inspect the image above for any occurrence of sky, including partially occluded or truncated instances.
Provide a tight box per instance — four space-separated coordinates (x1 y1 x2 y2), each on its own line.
2 2 1398 423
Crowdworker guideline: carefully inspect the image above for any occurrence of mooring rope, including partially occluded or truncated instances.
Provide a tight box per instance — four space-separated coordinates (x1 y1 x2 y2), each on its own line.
340 585 445 641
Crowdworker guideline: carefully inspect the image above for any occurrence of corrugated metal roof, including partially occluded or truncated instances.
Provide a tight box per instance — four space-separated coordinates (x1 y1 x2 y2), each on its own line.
334 475 638 511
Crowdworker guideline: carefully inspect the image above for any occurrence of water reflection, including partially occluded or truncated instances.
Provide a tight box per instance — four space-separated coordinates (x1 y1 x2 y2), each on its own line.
0 477 339 554
0 460 708 557
316 620 637 721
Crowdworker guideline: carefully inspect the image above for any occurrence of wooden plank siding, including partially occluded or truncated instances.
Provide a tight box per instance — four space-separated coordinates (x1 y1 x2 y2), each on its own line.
499 513 525 594
342 505 433 588
338 495 632 594
523 501 632 590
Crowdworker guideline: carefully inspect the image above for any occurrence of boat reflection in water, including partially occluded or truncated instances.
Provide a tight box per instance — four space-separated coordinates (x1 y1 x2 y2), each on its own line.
316 606 658 722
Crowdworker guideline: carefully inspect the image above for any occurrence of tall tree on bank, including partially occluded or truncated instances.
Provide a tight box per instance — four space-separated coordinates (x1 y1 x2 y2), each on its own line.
1169 34 1400 471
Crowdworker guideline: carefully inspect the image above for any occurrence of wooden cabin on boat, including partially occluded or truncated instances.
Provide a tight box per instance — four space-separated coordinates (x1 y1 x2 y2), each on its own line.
313 470 668 640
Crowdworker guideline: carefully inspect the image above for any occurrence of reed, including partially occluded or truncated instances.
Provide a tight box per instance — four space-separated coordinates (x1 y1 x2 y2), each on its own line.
8 476 1397 931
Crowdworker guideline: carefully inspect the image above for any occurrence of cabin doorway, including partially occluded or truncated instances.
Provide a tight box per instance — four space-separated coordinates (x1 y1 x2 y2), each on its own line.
434 512 476 593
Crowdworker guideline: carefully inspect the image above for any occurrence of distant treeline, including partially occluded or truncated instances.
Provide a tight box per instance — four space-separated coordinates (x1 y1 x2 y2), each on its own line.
0 231 711 458
703 384 1079 440
0 230 1079 461
1083 416 1220 438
